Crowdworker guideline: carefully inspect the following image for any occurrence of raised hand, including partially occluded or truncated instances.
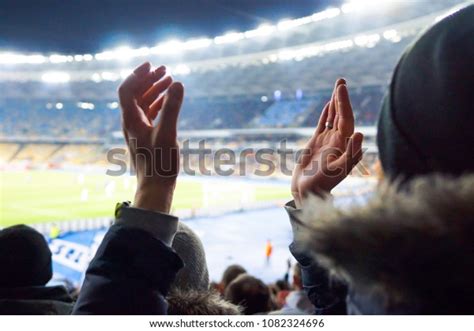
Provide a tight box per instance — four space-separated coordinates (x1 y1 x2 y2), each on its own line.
291 79 363 208
118 62 184 213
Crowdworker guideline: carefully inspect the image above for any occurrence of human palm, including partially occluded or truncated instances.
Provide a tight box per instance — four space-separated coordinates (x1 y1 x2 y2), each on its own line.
291 79 363 207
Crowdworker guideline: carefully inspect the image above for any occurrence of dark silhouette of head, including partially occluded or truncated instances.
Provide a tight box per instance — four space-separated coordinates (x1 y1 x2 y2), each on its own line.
221 264 247 291
224 274 272 315
0 225 52 288
377 5 474 181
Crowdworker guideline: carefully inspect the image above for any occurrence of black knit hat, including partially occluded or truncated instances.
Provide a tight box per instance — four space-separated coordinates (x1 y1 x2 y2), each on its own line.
0 225 53 287
377 5 474 181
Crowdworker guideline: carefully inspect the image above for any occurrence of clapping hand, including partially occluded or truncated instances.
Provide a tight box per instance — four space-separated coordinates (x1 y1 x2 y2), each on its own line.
291 79 363 207
118 62 184 213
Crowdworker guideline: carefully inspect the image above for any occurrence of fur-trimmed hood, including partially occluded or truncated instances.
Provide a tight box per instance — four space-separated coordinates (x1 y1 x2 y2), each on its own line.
167 290 242 315
298 175 474 314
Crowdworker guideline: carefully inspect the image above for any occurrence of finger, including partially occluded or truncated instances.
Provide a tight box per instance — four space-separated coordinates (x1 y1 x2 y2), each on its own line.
148 94 166 121
336 84 355 137
334 114 339 130
134 61 151 76
139 75 172 109
120 62 152 95
134 65 167 98
327 78 346 128
118 62 152 126
316 102 330 134
156 82 184 138
332 132 364 174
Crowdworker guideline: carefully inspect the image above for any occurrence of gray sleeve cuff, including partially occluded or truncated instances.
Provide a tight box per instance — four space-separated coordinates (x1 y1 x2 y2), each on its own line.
115 203 178 246
284 200 304 238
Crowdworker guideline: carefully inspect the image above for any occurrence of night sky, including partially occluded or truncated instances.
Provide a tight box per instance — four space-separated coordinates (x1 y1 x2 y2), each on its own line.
0 0 343 54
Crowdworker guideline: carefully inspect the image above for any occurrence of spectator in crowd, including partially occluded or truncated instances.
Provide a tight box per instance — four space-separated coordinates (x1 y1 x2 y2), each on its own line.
224 274 273 315
0 225 74 314
73 63 185 314
219 264 247 294
166 222 241 315
270 264 316 315
288 5 474 314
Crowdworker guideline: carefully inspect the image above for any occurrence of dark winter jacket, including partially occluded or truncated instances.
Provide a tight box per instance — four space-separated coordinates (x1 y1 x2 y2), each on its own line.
73 203 184 314
287 175 474 314
0 285 74 314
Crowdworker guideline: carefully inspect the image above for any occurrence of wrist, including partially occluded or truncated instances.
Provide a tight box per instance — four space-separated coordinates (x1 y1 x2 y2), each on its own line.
134 180 176 214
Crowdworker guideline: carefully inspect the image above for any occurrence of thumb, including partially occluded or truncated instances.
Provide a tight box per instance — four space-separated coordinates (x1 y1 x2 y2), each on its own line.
156 82 184 138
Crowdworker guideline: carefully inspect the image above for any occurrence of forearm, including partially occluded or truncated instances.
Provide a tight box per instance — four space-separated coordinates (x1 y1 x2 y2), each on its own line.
285 200 348 315
73 204 183 314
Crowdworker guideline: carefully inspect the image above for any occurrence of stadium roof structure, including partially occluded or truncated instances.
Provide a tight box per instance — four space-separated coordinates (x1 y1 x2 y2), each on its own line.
0 0 467 69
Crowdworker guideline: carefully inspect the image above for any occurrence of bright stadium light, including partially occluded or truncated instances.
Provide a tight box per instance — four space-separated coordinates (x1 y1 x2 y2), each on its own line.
383 29 402 43
214 32 245 44
354 33 381 48
342 0 397 13
277 16 312 30
244 24 276 38
101 71 120 81
95 45 144 61
82 54 94 61
49 54 73 63
182 38 213 50
55 102 63 110
107 102 119 109
77 102 95 110
173 64 191 75
312 8 341 22
0 2 361 65
0 52 46 64
91 73 102 83
41 72 71 83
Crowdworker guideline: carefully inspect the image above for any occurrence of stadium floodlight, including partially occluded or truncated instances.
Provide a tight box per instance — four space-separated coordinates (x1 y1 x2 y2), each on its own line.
101 71 120 81
274 90 282 101
261 96 268 102
354 33 381 48
137 38 212 56
55 102 63 110
91 73 102 83
77 102 95 110
214 32 245 44
312 8 341 22
244 24 276 38
268 54 278 63
41 71 71 83
95 45 142 61
107 102 119 109
110 46 136 60
0 52 46 64
182 38 213 50
151 40 183 54
278 50 295 61
277 16 313 31
173 64 191 75
383 29 402 43
342 0 397 13
49 54 72 63
74 54 95 62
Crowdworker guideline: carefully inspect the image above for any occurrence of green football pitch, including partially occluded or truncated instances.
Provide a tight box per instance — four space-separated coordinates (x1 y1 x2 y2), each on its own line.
0 170 290 227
